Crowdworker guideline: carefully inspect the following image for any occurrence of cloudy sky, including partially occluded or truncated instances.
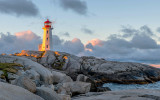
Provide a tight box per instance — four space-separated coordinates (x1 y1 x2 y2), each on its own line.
0 0 160 66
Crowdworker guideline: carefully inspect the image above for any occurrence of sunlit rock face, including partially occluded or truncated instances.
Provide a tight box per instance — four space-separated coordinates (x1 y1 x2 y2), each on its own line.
14 50 160 84
15 50 81 72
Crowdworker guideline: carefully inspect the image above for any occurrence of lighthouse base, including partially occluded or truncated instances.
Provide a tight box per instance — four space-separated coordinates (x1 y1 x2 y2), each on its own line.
38 44 42 51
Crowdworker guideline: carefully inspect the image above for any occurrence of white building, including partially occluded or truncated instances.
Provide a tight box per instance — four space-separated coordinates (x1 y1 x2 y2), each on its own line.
38 19 53 51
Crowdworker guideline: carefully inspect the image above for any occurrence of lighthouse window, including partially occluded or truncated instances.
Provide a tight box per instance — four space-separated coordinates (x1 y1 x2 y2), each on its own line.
47 31 48 34
47 38 48 41
46 45 48 48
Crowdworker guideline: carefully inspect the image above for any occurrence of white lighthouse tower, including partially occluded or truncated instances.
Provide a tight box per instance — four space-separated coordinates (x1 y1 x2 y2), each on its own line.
38 19 53 51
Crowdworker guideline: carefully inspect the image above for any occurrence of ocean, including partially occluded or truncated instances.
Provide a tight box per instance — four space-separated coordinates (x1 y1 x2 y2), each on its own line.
103 81 160 91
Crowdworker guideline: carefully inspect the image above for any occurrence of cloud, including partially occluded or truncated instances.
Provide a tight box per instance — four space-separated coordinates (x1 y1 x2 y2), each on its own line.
60 32 70 37
131 34 159 49
86 39 104 46
63 38 84 54
0 31 41 54
0 31 84 55
156 27 160 33
52 35 64 46
53 37 85 55
0 0 39 17
1 25 160 65
15 30 40 40
59 0 88 15
150 64 160 68
84 25 160 64
120 25 153 38
81 27 94 34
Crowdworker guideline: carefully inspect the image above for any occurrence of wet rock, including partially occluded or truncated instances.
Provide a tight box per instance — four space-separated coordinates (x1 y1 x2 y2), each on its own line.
96 87 111 92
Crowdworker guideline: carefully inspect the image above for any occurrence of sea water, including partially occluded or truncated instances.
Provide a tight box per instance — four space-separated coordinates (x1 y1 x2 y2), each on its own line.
103 81 160 91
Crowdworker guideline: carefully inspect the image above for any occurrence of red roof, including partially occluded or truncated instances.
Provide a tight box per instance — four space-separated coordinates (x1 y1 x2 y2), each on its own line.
44 19 51 23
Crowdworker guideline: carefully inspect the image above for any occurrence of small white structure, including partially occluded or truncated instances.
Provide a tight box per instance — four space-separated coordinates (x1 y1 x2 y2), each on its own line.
39 19 53 51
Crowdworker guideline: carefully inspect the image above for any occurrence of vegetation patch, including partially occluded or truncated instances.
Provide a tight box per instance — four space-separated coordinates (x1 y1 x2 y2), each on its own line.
51 52 67 70
0 63 23 82
36 51 45 59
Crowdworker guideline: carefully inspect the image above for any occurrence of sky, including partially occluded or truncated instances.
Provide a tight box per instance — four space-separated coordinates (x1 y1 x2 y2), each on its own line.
0 0 160 66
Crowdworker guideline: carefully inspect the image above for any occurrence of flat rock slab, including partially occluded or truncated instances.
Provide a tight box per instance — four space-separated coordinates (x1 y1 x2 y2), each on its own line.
0 82 44 100
72 89 160 100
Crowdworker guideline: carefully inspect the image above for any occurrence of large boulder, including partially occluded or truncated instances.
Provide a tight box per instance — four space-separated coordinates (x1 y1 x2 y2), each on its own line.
56 82 91 96
72 89 160 100
66 58 81 73
76 74 89 82
40 50 56 66
0 55 53 85
78 56 160 84
24 69 40 81
13 50 160 84
15 50 81 72
0 82 44 100
36 87 61 100
13 75 36 93
52 70 73 84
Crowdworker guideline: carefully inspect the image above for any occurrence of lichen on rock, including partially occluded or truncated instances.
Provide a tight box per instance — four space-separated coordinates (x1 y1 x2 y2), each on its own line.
0 63 23 83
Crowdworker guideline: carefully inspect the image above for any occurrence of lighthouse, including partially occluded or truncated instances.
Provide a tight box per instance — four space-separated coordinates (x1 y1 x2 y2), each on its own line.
38 19 53 51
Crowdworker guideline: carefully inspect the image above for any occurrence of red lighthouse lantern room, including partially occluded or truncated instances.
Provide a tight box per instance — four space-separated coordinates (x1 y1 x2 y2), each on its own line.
44 19 52 28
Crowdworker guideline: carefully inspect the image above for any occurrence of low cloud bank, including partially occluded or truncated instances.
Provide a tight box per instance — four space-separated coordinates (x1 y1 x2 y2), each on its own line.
0 31 41 54
0 25 160 64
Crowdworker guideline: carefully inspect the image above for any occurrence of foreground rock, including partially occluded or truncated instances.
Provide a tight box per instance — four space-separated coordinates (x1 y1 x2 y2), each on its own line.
13 75 36 93
36 87 61 100
72 89 160 100
52 70 73 84
56 82 91 96
58 94 71 100
79 56 160 84
0 82 44 100
76 74 89 82
0 55 53 85
15 50 160 84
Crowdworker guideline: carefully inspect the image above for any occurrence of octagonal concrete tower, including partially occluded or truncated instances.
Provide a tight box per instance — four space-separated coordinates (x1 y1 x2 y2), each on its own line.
38 19 53 51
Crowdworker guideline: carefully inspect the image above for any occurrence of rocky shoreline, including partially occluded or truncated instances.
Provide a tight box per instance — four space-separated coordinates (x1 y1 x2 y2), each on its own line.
0 50 160 100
